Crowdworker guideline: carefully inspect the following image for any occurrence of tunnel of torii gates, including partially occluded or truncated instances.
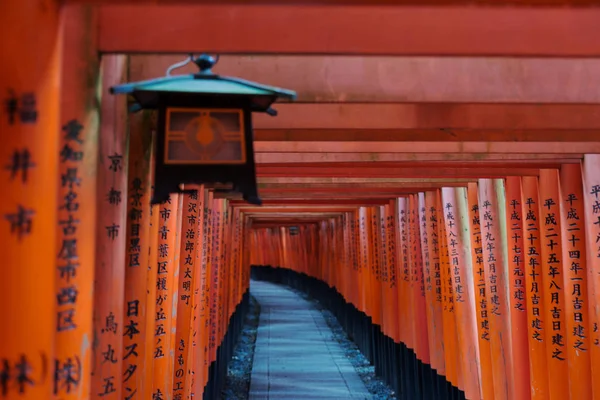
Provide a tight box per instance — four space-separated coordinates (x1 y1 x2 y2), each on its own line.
4 1 600 400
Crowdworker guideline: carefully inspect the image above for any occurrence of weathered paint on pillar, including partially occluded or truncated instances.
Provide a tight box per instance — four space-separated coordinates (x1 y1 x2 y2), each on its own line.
152 194 180 399
467 182 495 400
538 169 569 400
0 0 61 398
521 176 550 400
559 164 593 400
504 176 532 400
92 54 129 400
55 4 99 399
477 178 512 400
122 111 153 399
582 154 600 400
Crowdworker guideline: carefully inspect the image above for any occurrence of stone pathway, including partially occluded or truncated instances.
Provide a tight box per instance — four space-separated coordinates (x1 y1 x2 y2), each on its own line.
249 280 372 399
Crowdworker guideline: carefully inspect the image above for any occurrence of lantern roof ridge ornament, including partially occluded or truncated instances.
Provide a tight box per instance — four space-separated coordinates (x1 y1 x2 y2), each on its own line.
109 53 297 113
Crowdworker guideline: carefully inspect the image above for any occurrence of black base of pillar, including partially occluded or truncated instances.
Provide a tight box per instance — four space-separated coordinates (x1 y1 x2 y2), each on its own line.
203 290 251 400
251 265 467 400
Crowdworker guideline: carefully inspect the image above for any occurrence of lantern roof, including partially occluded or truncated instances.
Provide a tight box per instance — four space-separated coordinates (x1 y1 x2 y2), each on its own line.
109 54 297 112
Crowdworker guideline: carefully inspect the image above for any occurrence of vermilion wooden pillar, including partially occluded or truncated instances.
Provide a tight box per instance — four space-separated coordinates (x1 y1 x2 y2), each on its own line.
441 187 481 400
0 1 61 398
477 179 512 400
122 111 154 400
558 164 593 400
152 194 181 399
144 204 159 399
466 183 494 400
188 188 206 398
521 176 550 400
504 177 532 400
55 4 99 399
174 190 200 398
92 55 129 400
437 192 461 388
538 169 569 400
582 154 600 400
424 192 446 376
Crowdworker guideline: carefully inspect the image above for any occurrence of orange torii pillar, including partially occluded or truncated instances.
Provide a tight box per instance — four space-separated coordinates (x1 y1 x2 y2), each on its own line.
92 55 129 400
55 4 99 399
423 192 447 389
467 183 495 400
441 187 481 400
188 188 206 398
0 1 61 398
122 111 154 399
152 194 181 399
538 169 569 400
582 154 600 400
559 164 593 400
477 179 513 400
504 177 532 400
145 204 159 398
173 189 201 398
521 176 550 400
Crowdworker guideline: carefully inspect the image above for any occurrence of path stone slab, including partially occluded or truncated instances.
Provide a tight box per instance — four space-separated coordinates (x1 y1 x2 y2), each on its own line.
249 280 372 399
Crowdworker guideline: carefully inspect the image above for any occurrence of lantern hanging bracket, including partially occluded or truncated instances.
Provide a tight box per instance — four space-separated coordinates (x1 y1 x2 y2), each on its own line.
166 53 195 77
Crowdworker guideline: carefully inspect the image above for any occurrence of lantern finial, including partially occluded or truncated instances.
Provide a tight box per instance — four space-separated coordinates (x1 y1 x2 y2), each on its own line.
194 54 219 74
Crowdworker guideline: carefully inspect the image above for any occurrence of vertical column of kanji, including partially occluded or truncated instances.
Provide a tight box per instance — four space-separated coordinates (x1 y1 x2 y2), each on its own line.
387 202 399 344
0 1 60 398
582 155 600 400
144 205 159 399
477 179 512 399
406 198 417 353
411 195 430 365
441 187 481 400
200 190 213 394
173 189 199 398
437 192 461 389
521 176 550 400
424 192 446 377
397 199 410 349
169 194 184 385
209 196 220 370
121 110 153 400
503 177 531 400
350 211 360 310
559 164 593 399
418 194 436 367
188 189 205 399
92 55 129 400
358 207 369 318
54 5 98 399
466 183 494 400
538 169 569 399
215 200 226 359
152 194 180 399
371 207 383 329
379 206 389 337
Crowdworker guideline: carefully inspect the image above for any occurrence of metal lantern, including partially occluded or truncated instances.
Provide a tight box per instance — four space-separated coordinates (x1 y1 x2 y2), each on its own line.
110 54 296 205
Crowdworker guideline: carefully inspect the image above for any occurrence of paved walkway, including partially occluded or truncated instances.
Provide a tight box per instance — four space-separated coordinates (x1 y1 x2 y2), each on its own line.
249 280 372 399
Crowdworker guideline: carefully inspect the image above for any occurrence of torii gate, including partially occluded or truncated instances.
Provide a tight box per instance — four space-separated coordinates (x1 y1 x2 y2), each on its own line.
1 1 600 399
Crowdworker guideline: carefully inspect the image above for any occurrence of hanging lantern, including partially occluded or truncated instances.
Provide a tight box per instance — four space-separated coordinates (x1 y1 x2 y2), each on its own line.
110 54 296 205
